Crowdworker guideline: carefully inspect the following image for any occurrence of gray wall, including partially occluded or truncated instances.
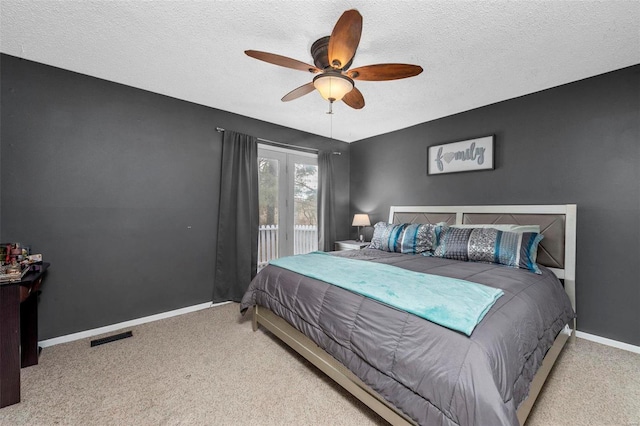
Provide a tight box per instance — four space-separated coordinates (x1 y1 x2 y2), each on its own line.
350 65 639 346
0 54 350 340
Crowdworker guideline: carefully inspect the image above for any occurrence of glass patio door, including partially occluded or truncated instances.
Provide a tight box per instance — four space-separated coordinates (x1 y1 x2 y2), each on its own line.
257 145 317 270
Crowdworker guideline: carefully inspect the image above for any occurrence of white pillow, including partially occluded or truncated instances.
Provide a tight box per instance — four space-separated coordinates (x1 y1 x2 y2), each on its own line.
451 224 540 233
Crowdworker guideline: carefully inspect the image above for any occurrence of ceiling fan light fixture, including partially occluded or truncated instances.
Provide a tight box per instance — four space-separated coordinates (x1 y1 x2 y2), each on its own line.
246 10 421 110
313 73 354 102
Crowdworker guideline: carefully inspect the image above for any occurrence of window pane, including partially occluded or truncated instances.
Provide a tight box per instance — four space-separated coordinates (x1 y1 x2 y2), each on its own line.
293 162 318 255
258 157 279 270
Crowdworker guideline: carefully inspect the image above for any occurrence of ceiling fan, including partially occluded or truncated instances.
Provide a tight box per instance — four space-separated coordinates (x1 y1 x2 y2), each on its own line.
245 9 423 111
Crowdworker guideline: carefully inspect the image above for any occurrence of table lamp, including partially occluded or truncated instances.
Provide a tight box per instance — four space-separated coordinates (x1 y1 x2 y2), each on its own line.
352 214 371 243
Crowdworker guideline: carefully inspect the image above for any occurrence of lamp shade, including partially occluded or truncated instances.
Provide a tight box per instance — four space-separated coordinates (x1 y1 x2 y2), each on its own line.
313 73 354 102
352 214 371 227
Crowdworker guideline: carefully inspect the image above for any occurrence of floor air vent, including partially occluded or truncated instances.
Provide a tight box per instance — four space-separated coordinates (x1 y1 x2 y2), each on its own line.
90 331 133 347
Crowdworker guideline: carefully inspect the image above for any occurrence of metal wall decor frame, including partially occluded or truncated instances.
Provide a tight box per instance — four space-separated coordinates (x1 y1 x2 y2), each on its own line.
427 135 495 175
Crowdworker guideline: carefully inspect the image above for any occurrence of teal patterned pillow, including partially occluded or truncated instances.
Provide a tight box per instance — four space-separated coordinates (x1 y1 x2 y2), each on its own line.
369 222 406 252
434 227 544 273
398 223 445 254
369 222 447 254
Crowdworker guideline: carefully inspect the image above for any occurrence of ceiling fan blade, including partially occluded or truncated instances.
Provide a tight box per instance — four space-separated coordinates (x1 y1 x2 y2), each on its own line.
342 87 365 109
245 50 320 73
328 10 362 70
347 64 424 81
281 82 316 102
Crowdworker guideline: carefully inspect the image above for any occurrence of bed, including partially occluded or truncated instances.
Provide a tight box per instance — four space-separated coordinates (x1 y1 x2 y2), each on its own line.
240 204 577 425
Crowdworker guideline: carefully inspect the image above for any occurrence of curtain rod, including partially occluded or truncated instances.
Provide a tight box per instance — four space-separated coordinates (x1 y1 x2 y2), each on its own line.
215 127 341 155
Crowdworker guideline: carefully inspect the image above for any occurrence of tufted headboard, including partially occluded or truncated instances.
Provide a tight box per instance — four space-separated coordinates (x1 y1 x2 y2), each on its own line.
389 205 577 311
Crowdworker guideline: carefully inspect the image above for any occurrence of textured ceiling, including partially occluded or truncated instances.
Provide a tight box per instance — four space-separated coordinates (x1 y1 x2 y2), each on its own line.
1 1 639 143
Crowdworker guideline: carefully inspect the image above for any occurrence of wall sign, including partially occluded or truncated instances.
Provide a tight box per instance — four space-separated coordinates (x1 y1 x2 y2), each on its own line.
427 135 495 175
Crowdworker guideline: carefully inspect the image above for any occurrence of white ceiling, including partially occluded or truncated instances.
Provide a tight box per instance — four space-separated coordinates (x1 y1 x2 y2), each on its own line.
1 1 639 143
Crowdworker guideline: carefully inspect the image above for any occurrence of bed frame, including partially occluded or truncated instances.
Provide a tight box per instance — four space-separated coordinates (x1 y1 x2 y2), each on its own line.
252 204 577 425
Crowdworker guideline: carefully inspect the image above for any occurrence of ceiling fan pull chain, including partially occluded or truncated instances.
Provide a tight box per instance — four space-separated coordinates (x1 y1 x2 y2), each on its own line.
327 101 334 115
329 106 334 142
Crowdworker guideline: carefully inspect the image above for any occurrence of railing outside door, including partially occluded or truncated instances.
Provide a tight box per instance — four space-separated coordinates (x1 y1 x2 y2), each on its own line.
258 224 317 270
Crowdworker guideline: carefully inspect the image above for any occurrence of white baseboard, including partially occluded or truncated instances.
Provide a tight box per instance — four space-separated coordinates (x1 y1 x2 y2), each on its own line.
575 331 640 354
39 301 230 348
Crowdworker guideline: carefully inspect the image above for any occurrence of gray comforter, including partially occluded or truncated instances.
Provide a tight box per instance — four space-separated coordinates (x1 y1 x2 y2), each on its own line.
240 249 575 426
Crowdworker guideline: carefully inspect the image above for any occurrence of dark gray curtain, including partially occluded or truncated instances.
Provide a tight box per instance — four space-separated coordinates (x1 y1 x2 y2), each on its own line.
317 151 336 252
213 130 259 302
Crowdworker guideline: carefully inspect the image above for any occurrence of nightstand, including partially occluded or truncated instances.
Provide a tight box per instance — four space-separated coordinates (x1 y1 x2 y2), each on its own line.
334 240 370 251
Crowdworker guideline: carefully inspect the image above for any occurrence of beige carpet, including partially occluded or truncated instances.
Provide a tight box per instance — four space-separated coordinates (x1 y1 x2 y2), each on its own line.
1 302 638 425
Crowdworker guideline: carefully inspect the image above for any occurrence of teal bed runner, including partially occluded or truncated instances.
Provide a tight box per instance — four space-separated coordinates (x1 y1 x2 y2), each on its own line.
270 252 503 336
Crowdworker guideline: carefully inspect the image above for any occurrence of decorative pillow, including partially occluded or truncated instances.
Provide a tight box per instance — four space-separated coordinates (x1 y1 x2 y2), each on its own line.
434 227 544 273
368 222 406 252
397 223 445 254
433 227 474 261
369 222 447 254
